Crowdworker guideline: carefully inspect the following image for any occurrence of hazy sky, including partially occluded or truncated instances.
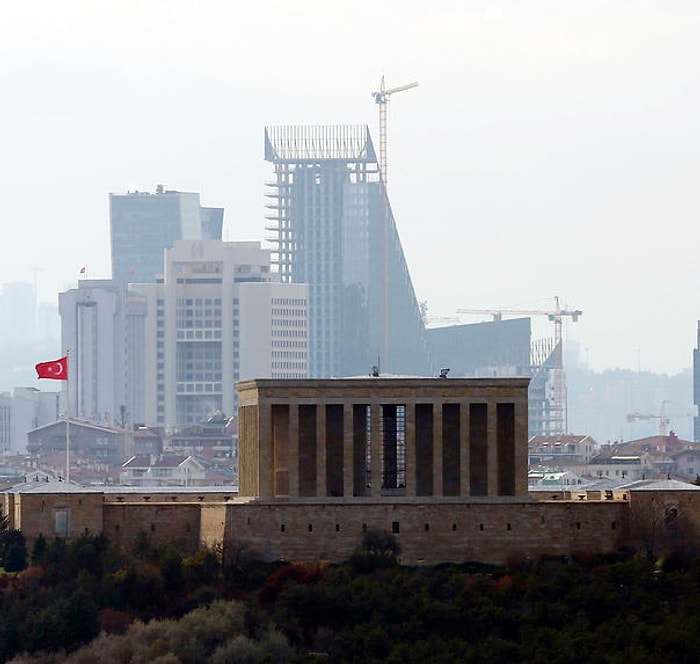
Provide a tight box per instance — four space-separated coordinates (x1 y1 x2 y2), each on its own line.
2 1 699 375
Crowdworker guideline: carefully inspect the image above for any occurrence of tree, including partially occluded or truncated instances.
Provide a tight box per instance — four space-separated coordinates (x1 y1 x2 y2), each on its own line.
4 540 28 572
31 533 48 565
0 528 28 572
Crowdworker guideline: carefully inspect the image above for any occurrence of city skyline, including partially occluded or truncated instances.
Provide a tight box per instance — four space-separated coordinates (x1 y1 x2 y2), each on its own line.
2 2 700 375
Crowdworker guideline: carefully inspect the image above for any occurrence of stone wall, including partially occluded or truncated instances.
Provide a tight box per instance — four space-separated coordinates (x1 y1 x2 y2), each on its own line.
103 502 202 555
223 499 630 566
8 493 104 543
627 490 700 557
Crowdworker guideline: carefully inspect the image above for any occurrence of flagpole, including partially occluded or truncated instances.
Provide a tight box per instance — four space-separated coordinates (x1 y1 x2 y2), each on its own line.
65 349 70 483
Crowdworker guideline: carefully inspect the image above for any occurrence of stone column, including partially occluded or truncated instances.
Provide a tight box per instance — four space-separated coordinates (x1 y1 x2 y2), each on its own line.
432 400 443 497
370 401 382 497
487 401 499 497
514 397 529 495
459 399 470 497
288 403 299 498
405 400 416 497
258 402 273 498
316 402 327 498
343 402 354 498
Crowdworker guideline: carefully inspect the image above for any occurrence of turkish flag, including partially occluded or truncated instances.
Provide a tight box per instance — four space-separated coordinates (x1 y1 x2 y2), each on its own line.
35 356 68 380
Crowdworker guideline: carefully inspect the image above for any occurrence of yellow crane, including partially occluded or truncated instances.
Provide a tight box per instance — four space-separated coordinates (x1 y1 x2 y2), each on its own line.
372 76 419 187
456 297 582 435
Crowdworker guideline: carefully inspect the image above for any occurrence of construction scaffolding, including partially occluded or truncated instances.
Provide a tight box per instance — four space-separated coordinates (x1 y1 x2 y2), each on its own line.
263 125 430 379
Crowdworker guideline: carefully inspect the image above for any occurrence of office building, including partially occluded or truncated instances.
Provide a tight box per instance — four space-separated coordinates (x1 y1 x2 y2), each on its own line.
0 388 61 454
109 185 223 284
264 125 430 378
0 282 35 347
59 279 147 428
135 240 309 430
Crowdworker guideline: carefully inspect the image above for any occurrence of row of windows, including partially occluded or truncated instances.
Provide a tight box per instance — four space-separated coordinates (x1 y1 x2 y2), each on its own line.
272 340 307 349
271 308 306 317
177 308 222 318
272 372 307 379
177 330 223 340
272 351 307 359
176 383 223 393
271 362 306 370
177 298 222 306
178 320 222 329
272 319 306 327
178 373 223 381
272 298 306 305
272 330 306 338
179 361 222 371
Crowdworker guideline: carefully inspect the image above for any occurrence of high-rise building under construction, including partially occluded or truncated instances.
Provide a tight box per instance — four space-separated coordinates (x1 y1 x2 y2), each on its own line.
264 125 430 378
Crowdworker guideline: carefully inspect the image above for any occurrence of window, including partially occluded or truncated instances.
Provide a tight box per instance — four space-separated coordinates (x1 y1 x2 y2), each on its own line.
54 508 69 536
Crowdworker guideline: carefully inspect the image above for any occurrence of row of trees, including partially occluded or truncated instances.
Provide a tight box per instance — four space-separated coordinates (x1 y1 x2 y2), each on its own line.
4 521 700 662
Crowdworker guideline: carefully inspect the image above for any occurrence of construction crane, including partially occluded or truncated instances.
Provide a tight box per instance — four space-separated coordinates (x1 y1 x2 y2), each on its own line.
425 316 462 326
627 404 670 437
456 297 582 436
372 76 418 373
456 296 582 350
625 401 697 438
372 76 419 187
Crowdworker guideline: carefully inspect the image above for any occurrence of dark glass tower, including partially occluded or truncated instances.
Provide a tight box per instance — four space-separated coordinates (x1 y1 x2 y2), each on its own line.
264 125 430 378
109 186 223 284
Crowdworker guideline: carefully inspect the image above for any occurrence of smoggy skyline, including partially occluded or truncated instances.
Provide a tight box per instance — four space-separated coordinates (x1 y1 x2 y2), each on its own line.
2 1 699 375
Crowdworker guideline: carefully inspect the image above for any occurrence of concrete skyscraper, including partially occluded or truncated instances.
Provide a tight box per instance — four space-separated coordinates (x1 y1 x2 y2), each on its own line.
109 186 223 284
59 279 147 428
264 125 430 378
135 240 309 430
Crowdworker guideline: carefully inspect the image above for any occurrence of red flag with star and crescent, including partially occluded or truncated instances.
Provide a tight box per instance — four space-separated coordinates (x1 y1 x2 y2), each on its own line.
35 356 68 380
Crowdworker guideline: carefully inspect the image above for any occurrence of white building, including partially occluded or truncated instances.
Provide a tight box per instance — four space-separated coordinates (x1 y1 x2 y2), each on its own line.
0 387 61 454
135 240 309 430
120 454 206 487
59 280 147 427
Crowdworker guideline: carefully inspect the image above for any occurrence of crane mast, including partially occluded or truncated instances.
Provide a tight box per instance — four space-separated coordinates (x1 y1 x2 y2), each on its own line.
371 76 418 372
372 76 418 187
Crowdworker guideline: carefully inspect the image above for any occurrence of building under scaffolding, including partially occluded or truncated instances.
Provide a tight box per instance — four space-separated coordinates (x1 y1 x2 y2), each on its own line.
426 319 567 437
264 125 430 378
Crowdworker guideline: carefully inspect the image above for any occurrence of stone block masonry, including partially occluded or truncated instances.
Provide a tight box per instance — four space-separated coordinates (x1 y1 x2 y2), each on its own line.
223 499 629 566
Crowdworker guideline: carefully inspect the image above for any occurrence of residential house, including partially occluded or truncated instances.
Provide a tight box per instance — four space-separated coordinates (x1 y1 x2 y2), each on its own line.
120 454 206 487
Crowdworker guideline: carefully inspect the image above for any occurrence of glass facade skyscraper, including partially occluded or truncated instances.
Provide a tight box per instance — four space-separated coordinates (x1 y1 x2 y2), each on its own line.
264 125 430 378
109 186 223 284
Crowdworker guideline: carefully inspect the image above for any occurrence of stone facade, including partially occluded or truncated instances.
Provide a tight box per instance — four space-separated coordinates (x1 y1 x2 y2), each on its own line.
3 491 104 540
6 379 700 567
223 498 629 566
238 377 530 500
103 502 203 555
